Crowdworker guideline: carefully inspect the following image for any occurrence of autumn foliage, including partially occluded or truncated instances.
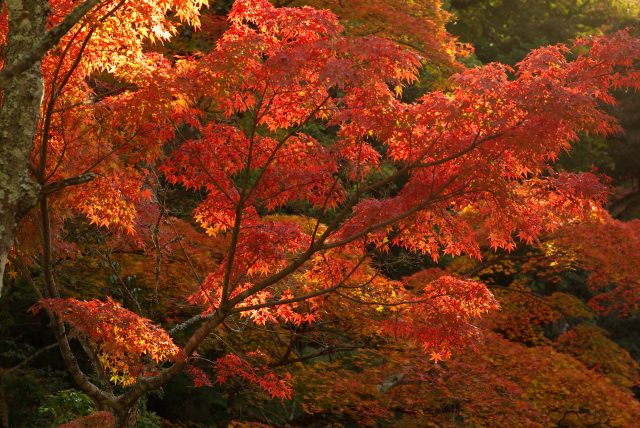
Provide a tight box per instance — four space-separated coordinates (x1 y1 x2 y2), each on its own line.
34 298 180 385
1 0 640 426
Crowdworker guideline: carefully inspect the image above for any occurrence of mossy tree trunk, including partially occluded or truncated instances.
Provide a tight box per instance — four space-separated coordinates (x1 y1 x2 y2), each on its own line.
0 0 47 297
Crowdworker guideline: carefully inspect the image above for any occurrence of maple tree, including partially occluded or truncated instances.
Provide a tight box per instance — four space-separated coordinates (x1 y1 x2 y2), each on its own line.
1 0 640 426
290 331 640 427
0 0 206 295
277 0 469 70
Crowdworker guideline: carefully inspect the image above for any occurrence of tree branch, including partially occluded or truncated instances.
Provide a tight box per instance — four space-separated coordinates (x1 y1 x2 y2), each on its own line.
0 0 102 84
0 343 58 376
41 172 96 195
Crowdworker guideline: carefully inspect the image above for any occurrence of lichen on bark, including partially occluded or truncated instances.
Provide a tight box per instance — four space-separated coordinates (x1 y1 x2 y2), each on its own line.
0 0 48 296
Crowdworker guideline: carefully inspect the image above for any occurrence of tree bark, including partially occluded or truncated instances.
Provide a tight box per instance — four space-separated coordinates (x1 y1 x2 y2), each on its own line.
113 400 139 428
0 374 9 428
0 0 48 296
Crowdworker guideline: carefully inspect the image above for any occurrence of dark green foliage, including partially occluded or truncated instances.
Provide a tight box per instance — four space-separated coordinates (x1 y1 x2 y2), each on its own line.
448 0 639 65
33 390 95 427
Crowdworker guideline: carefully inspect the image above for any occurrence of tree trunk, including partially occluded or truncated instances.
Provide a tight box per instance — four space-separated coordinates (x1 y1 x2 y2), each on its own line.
0 375 9 428
0 0 48 296
113 401 139 428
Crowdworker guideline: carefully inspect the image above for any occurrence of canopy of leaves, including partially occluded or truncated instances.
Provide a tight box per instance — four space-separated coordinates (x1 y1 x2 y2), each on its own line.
1 0 639 427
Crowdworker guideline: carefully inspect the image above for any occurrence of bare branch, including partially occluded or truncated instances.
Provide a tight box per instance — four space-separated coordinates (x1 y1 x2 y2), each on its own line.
41 172 96 195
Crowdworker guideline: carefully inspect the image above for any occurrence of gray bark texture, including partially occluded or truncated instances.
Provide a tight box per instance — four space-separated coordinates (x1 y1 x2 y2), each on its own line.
0 0 48 297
